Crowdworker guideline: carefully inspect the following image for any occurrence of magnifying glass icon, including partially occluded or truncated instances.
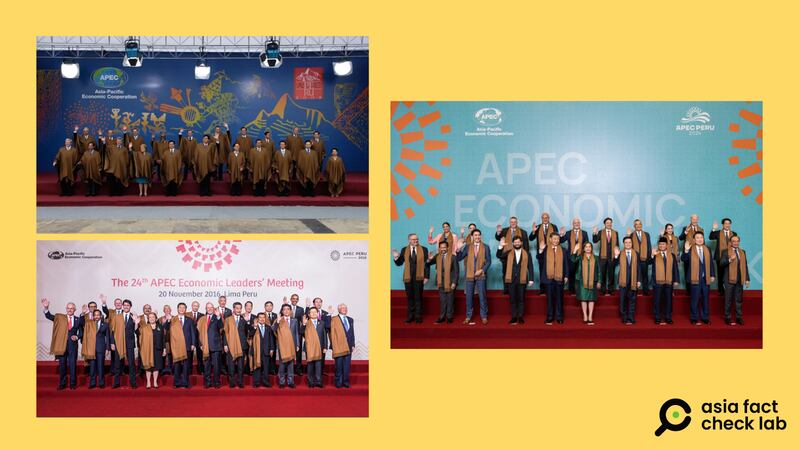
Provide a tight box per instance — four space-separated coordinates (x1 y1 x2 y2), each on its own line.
655 398 692 436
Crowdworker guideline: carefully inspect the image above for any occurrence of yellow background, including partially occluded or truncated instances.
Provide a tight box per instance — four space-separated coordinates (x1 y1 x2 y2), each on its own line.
2 0 798 448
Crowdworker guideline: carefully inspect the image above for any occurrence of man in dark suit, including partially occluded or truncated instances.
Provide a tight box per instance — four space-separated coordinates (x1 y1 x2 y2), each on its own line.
87 308 110 388
456 229 492 325
495 216 529 293
593 217 619 295
537 232 569 324
287 294 306 375
223 302 249 388
306 297 330 378
497 235 535 324
217 296 232 375
200 303 224 388
720 235 750 326
560 218 590 293
187 300 204 375
393 233 430 324
113 299 138 389
682 232 716 325
628 219 653 295
272 304 301 388
326 303 356 388
41 299 83 390
679 215 704 292
250 312 275 388
651 237 680 325
301 307 328 388
427 240 460 324
529 213 560 294
710 218 738 295
263 301 278 375
172 303 196 389
616 237 643 325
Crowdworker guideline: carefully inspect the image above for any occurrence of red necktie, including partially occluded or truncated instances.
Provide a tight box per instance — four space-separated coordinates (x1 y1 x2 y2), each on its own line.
69 316 73 330
207 316 211 326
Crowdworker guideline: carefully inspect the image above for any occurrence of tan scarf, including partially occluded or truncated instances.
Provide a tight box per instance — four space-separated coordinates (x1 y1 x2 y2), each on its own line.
545 245 564 281
304 320 322 362
537 223 553 243
685 225 704 242
665 234 679 256
250 322 268 370
197 315 211 359
224 316 244 359
632 230 648 261
49 314 68 356
569 229 584 251
435 252 453 292
505 227 523 250
582 253 596 289
170 316 188 363
505 248 529 284
689 245 712 285
330 316 351 358
110 313 126 359
402 246 425 282
81 319 97 360
276 319 296 363
719 229 733 253
728 247 748 284
465 242 486 280
654 251 675 284
618 249 639 288
442 231 456 255
599 229 618 259
139 325 155 370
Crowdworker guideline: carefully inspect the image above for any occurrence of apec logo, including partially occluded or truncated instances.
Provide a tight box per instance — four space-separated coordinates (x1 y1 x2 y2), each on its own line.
47 251 65 260
91 67 128 88
474 108 503 126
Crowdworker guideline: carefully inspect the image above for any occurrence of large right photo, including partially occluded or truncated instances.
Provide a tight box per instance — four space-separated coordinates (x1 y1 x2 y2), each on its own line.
389 101 762 349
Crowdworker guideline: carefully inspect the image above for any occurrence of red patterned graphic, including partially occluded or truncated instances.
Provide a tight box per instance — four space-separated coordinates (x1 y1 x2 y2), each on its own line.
294 67 324 100
175 240 242 272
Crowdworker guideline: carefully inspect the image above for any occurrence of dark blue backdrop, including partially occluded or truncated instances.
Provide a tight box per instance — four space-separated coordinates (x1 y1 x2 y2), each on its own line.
36 55 369 172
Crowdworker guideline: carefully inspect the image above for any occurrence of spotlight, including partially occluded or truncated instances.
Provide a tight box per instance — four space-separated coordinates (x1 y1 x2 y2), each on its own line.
259 39 282 68
332 59 353 76
60 59 80 79
195 60 211 80
123 37 142 67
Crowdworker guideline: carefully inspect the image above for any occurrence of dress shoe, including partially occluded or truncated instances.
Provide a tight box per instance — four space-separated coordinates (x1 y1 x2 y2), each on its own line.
545 320 553 325
481 318 488 325
518 318 525 324
557 320 564 324
404 319 413 324
415 319 423 324
446 318 453 324
279 384 285 389
89 385 96 390
509 318 518 325
434 318 445 324
69 386 77 390
666 320 673 325
736 318 744 326
702 319 709 325
691 320 697 325
288 384 296 389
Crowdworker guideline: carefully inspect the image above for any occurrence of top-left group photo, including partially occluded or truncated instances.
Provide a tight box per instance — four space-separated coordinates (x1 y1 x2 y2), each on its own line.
37 36 369 234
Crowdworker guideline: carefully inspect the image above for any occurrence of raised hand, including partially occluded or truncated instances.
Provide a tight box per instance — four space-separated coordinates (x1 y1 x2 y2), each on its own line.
429 225 434 235
572 244 580 254
179 128 184 134
712 221 719 231
302 316 308 326
684 241 692 252
73 125 79 133
305 297 311 307
614 247 621 259
560 229 566 237
81 304 88 315
626 227 632 236
215 307 221 318
391 249 400 259
132 313 140 324
592 226 598 234
652 249 658 257
282 296 288 305
327 305 334 314
460 226 465 236
532 221 537 230
223 122 229 129
41 298 49 309
499 237 506 248
538 242 546 253
121 124 127 132
99 294 107 304
496 224 502 233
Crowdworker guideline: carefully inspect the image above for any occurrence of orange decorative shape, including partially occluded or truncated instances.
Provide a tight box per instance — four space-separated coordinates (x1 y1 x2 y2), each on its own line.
405 184 425 205
757 129 763 139
390 173 401 196
742 186 753 196
739 109 762 126
440 124 452 134
424 140 448 151
428 186 440 197
728 156 740 165
390 198 399 221
755 192 763 205
427 101 436 106
404 207 415 219
729 123 740 132
419 164 443 180
403 101 414 108
732 139 757 150
390 101 399 118
400 148 425 161
737 163 761 179
393 111 416 132
441 157 452 167
394 162 417 180
418 111 441 128
756 151 762 160
401 131 424 145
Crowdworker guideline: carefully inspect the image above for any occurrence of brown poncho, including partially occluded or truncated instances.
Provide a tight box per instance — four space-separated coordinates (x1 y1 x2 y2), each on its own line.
272 149 292 183
194 143 217 179
80 149 103 184
325 156 346 196
54 147 78 182
330 316 351 358
161 148 183 186
276 319 297 363
296 148 320 185
249 147 272 184
227 151 246 183
132 150 152 180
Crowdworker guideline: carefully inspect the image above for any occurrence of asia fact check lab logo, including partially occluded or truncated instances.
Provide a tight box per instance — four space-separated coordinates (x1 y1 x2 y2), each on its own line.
676 105 715 135
466 107 514 137
654 398 788 437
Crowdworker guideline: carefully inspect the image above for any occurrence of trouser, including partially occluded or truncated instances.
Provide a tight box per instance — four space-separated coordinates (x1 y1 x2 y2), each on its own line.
164 181 178 196
203 352 221 386
187 345 201 374
230 181 242 196
545 281 564 321
567 261 579 292
243 345 252 375
683 260 691 291
465 278 488 319
638 261 650 294
153 162 161 182
226 354 244 386
253 181 267 196
216 164 224 180
85 181 99 196
508 282 527 318
689 283 710 321
59 179 74 196
438 289 455 320
56 350 78 389
404 280 424 321
295 339 304 374
173 359 188 387
113 346 137 386
599 258 616 293
334 354 352 387
653 283 673 322
302 181 316 196
537 259 546 292
253 360 272 387
89 353 105 387
218 351 227 375
619 287 637 323
182 162 192 180
278 360 295 386
306 359 322 386
199 174 212 196
724 282 744 321
717 261 727 295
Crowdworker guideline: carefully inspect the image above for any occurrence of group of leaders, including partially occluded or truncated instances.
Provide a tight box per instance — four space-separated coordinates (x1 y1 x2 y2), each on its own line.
52 124 346 198
393 214 751 327
41 294 356 391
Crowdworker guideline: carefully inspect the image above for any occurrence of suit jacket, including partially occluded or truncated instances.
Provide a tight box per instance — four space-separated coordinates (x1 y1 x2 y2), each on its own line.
496 247 535 284
455 242 492 279
616 249 644 288
325 315 355 349
175 315 197 349
305 307 330 322
593 228 620 259
427 251 460 290
300 319 328 354
709 229 738 261
45 312 83 353
202 315 224 352
719 247 750 285
92 320 111 354
650 251 680 286
220 307 233 318
394 245 431 281
121 312 137 350
681 245 717 284
249 322 276 356
560 229 590 254
536 246 570 284
495 227 530 251
223 315 249 351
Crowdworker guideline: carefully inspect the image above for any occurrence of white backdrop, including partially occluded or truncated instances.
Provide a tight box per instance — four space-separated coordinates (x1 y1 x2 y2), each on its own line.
37 240 368 360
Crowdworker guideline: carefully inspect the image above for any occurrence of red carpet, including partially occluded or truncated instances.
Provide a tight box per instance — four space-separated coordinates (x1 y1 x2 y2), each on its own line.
37 172 368 206
37 360 368 417
391 290 762 349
